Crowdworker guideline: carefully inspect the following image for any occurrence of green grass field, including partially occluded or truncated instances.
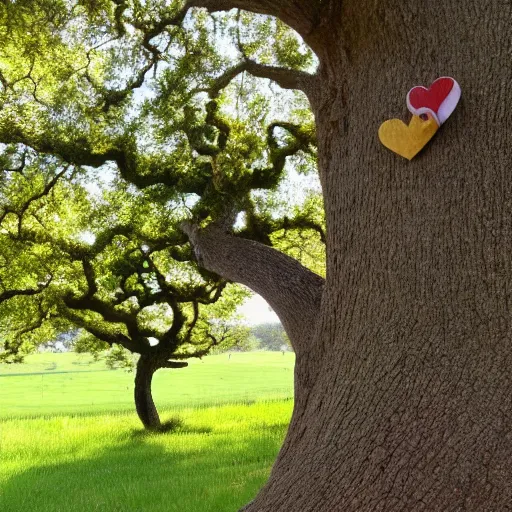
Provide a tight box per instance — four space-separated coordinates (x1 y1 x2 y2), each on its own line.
0 351 294 418
0 351 295 511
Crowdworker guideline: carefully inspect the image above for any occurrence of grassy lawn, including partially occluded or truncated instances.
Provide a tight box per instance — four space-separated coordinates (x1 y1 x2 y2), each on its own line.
0 401 293 512
0 351 295 418
0 352 295 511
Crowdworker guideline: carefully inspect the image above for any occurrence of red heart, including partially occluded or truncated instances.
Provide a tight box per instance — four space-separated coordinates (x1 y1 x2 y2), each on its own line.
408 77 454 114
407 77 460 125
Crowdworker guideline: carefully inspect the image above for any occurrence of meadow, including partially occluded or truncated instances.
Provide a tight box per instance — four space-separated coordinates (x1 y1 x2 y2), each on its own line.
0 351 295 512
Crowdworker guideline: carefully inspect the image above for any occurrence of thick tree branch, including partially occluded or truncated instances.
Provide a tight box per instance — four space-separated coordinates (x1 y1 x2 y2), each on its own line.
183 301 200 343
61 308 142 353
249 121 315 190
161 360 188 369
81 260 98 298
185 0 320 44
0 125 211 195
204 60 314 98
181 222 324 354
63 255 153 344
111 0 128 37
0 276 52 304
245 59 314 92
171 345 214 360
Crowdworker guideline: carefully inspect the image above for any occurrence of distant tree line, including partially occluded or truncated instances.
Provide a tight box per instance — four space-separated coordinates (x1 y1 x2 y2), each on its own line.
250 323 291 352
34 321 292 357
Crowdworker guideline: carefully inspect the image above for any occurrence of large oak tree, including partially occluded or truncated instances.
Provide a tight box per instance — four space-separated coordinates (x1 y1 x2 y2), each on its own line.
0 154 251 430
1 0 511 510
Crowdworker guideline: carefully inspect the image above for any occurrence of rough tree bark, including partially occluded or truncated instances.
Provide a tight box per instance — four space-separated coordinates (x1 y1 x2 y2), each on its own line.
186 0 512 510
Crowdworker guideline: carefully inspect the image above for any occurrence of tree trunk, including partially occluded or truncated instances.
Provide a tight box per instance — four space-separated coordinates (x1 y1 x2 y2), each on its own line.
134 355 162 430
189 1 512 510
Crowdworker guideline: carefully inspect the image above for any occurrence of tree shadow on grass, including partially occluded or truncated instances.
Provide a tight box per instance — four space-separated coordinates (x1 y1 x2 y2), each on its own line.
1 424 285 512
130 416 214 438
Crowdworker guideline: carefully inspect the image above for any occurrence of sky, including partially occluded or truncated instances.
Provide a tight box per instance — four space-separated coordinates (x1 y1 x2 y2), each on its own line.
238 294 280 325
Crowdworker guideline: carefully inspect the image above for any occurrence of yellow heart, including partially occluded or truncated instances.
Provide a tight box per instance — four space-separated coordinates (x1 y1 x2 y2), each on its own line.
378 115 439 160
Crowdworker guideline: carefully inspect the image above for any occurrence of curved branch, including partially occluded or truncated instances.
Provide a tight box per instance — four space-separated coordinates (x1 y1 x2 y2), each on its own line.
185 0 320 43
185 301 200 342
89 3 189 112
0 125 211 195
0 276 52 304
61 308 141 353
64 290 144 343
249 121 315 190
111 0 128 37
204 60 314 98
181 222 324 355
245 59 314 92
63 257 149 344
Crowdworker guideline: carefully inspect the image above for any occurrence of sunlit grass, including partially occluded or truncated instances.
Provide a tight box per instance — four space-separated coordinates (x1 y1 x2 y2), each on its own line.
0 401 293 512
0 352 295 511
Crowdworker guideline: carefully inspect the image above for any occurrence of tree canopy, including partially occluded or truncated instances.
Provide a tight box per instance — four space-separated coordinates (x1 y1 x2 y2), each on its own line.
0 0 325 352
0 146 262 427
0 0 319 217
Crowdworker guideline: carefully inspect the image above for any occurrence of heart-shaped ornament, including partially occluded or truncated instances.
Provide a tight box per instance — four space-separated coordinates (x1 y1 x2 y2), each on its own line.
378 115 439 160
407 77 461 126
